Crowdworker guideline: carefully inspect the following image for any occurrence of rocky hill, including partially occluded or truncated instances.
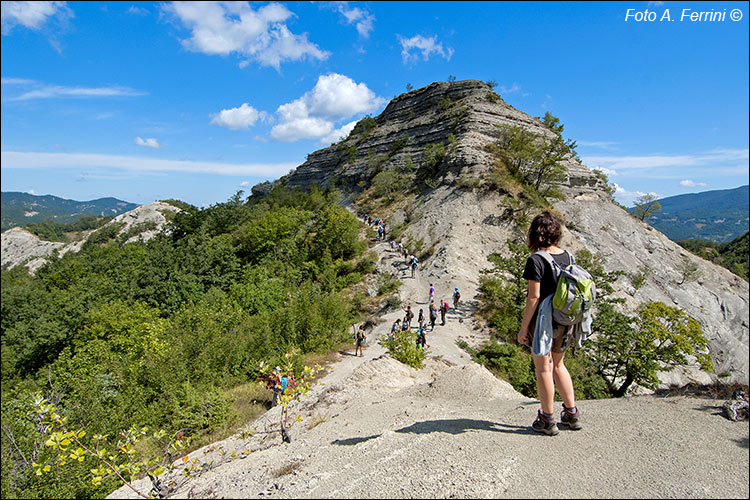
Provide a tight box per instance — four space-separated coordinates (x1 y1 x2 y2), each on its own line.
256 79 748 388
0 201 181 273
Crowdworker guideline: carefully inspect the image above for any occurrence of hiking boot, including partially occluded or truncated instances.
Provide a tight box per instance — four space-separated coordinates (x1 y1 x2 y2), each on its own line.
531 410 559 436
560 404 582 430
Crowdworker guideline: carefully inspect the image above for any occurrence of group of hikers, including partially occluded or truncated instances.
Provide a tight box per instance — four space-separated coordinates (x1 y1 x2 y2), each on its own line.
263 368 295 407
271 209 585 436
362 214 421 277
388 283 463 349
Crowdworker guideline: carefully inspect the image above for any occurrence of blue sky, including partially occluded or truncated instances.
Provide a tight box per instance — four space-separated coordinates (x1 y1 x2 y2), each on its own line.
1 1 748 208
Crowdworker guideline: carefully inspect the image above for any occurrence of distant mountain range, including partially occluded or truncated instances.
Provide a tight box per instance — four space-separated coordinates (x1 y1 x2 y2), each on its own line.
1 192 139 232
636 185 749 243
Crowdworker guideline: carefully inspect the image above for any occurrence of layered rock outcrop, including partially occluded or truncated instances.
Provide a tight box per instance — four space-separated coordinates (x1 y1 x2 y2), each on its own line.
254 80 603 196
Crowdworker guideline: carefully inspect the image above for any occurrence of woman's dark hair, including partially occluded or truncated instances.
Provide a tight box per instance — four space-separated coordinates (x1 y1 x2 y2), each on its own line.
527 211 562 252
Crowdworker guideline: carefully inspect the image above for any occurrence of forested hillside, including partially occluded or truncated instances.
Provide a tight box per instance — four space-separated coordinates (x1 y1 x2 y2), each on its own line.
678 231 749 281
1 192 138 232
0 186 376 499
640 185 749 242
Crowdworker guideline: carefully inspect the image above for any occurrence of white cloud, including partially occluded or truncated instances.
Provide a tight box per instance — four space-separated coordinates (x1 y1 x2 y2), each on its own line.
317 119 357 146
499 83 521 95
270 73 385 142
163 1 329 70
612 183 661 207
127 5 149 16
581 149 749 172
1 1 72 35
27 188 37 195
239 180 250 187
1 150 299 177
134 137 161 149
334 1 374 38
593 166 618 177
680 179 707 187
397 34 454 64
210 103 268 130
2 78 147 100
577 140 620 150
1 77 36 85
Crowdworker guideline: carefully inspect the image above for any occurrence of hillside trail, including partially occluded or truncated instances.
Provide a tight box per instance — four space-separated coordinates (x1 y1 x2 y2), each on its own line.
108 230 749 499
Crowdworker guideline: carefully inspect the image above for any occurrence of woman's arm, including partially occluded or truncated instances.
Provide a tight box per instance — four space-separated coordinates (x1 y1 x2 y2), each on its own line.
517 280 541 345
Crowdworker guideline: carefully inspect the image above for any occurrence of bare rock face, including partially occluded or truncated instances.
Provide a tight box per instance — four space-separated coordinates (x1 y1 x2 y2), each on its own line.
1 227 66 272
555 190 749 386
256 79 748 388
0 201 181 273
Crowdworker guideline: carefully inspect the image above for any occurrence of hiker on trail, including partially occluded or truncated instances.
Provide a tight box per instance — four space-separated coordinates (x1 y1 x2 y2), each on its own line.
429 283 435 303
280 370 295 395
382 223 387 240
429 301 437 330
391 318 401 335
517 211 582 436
402 315 410 331
403 305 415 325
410 255 419 278
453 287 461 310
398 242 403 254
418 308 424 327
439 299 449 326
267 372 280 407
416 324 427 349
378 224 383 239
355 324 367 357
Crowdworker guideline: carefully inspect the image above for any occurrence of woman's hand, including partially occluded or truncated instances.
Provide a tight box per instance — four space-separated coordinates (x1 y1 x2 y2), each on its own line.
517 327 528 346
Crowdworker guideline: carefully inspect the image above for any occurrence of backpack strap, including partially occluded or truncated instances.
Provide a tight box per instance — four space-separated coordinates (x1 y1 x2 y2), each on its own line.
533 250 562 281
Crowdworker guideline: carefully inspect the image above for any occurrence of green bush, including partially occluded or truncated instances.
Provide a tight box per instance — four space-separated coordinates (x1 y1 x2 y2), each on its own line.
377 273 402 296
382 329 425 369
473 342 536 397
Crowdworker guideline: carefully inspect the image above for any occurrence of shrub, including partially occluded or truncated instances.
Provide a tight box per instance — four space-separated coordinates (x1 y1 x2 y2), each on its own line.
381 329 425 369
377 273 402 296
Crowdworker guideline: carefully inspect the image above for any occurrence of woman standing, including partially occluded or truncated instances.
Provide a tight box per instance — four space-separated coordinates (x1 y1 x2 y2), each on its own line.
517 211 582 435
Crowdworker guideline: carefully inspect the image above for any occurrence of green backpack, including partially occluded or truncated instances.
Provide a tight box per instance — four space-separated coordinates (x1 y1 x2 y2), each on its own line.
535 251 597 326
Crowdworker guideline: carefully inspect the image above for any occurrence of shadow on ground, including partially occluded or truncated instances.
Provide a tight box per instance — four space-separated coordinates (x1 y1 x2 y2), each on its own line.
393 418 537 436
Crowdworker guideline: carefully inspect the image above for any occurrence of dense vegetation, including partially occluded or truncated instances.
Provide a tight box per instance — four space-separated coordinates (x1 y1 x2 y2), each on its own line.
1 186 375 499
677 231 749 281
21 215 115 242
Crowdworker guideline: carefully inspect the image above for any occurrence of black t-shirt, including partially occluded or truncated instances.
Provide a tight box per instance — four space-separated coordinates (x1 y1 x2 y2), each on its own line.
523 250 572 300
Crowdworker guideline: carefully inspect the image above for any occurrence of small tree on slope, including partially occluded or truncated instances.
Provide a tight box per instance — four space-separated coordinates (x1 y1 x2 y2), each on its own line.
589 301 714 397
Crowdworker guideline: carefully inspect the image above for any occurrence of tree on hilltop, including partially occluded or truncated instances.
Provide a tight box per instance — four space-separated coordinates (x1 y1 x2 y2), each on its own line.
632 193 662 221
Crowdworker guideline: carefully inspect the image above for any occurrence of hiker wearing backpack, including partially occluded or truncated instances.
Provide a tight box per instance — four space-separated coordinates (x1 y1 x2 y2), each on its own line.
517 211 594 436
410 255 418 278
428 283 435 303
418 308 424 327
355 324 367 357
453 287 461 309
439 299 449 325
428 301 438 330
